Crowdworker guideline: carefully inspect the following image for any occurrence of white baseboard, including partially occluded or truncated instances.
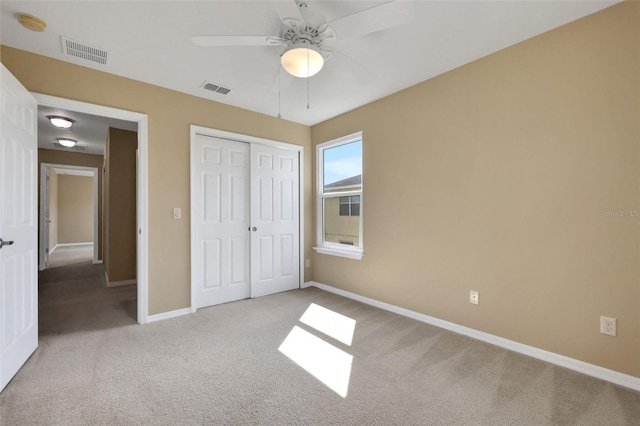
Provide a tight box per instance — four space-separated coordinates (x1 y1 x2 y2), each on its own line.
92 260 103 265
104 271 135 287
107 279 136 288
301 281 314 289
49 242 93 257
49 242 92 255
307 281 640 392
147 307 192 323
55 242 93 247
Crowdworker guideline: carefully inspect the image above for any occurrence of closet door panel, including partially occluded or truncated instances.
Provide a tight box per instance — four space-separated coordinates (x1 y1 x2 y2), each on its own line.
251 144 299 298
193 135 250 308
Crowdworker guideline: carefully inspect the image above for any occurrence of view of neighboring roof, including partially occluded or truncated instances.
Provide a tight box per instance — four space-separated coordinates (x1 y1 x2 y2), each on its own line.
324 175 362 190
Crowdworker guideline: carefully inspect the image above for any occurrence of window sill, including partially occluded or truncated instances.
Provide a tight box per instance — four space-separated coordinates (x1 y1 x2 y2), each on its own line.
313 246 363 260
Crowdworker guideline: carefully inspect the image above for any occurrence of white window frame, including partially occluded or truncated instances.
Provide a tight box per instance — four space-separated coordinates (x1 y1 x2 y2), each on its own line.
314 131 363 260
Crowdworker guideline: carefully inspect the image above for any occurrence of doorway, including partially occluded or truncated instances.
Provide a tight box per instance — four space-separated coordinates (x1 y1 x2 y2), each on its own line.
33 93 149 324
190 126 304 310
40 164 99 269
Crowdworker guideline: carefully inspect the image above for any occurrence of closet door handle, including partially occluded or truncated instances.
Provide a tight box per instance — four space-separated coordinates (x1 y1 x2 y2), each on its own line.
252 227 257 232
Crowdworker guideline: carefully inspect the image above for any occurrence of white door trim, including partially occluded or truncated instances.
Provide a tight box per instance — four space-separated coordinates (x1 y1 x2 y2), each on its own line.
189 125 304 312
32 93 149 324
39 163 99 268
42 167 50 268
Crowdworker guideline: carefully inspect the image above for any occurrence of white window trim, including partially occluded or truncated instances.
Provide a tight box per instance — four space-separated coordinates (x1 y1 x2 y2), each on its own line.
314 131 363 260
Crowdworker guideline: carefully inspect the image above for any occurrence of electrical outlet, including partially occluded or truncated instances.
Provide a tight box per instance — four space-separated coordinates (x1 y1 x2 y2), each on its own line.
470 290 479 305
305 259 310 268
600 316 616 336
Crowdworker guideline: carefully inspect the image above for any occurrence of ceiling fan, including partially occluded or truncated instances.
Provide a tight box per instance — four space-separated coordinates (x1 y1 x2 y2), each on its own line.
191 0 413 82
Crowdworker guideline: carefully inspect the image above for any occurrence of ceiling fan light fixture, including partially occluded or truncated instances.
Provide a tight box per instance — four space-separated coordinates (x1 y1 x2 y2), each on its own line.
48 116 74 129
281 43 324 78
57 138 78 148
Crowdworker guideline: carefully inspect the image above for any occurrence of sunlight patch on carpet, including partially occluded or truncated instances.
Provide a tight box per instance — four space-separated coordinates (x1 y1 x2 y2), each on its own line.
279 326 353 398
279 304 357 398
299 303 356 346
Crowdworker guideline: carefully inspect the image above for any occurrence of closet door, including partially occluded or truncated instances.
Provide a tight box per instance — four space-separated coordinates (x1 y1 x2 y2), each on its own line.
193 135 250 308
250 144 300 298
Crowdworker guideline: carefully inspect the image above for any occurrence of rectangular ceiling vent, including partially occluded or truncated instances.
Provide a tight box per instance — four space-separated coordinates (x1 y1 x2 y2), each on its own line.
52 141 87 152
202 82 231 95
61 36 109 65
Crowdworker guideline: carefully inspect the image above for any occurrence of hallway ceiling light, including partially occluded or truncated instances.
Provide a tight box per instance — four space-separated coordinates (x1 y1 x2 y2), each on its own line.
47 116 74 129
57 138 78 148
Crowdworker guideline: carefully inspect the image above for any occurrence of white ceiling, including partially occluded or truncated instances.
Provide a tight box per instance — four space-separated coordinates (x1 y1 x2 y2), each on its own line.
38 105 137 155
1 1 620 126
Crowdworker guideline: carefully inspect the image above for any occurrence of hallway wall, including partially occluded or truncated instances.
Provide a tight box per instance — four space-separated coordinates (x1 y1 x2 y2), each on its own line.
57 175 94 244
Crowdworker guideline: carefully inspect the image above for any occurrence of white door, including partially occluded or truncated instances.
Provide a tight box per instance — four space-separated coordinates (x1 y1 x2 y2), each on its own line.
193 135 251 308
0 64 38 392
250 144 300 297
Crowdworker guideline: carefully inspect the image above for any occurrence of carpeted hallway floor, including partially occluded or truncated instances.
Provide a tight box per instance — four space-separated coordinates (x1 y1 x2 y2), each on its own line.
39 245 137 337
1 256 639 425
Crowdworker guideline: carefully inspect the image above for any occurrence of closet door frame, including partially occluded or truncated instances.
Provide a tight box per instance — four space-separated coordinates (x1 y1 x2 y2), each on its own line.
189 125 304 312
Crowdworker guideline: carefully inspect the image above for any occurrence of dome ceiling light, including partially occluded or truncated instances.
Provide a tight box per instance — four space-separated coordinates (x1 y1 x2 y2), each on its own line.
47 116 74 129
56 138 78 148
281 43 324 78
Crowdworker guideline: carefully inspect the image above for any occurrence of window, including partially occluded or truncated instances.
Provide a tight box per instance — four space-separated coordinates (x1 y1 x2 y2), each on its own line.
339 196 360 217
315 132 363 260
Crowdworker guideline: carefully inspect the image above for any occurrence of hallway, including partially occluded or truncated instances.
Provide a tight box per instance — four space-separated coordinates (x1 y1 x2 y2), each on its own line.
40 245 137 337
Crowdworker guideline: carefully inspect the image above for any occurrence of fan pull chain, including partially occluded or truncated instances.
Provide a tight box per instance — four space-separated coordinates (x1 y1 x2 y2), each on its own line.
277 67 282 119
306 48 310 110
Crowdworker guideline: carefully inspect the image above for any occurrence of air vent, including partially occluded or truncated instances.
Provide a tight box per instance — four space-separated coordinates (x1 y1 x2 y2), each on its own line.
202 81 231 95
61 36 109 65
52 141 87 151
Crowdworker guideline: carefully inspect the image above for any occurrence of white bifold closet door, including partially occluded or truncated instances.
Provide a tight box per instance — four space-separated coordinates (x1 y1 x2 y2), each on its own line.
193 134 299 309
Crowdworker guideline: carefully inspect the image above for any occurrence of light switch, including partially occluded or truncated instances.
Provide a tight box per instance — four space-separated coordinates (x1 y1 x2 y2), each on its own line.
173 208 181 219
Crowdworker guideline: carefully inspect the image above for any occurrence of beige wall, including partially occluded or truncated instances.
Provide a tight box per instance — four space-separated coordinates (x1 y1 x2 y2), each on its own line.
311 2 640 378
1 46 312 315
57 175 94 244
48 169 58 249
38 149 104 259
103 128 137 284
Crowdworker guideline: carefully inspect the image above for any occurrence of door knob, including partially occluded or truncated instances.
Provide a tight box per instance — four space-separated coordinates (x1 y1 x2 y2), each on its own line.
252 227 257 232
0 238 14 249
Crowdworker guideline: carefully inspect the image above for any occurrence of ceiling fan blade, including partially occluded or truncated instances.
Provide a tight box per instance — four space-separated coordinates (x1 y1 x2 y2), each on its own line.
332 49 378 86
191 35 285 47
326 1 413 41
272 1 305 24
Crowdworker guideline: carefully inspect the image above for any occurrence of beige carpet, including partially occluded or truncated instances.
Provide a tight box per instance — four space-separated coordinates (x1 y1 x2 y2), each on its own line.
1 262 639 425
48 244 94 268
